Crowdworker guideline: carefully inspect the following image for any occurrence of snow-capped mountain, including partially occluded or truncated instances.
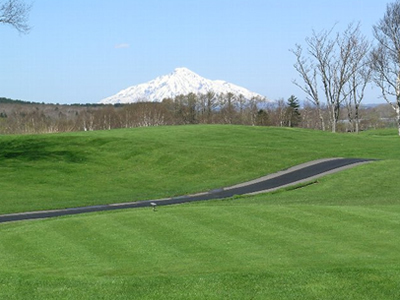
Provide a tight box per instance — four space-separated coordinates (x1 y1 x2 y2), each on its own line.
99 67 266 104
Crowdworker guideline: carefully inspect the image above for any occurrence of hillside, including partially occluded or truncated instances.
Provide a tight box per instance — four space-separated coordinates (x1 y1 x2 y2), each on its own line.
0 125 398 214
1 126 400 299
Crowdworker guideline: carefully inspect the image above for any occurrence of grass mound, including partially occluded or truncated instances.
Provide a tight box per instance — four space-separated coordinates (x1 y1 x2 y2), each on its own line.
1 125 400 299
0 125 398 214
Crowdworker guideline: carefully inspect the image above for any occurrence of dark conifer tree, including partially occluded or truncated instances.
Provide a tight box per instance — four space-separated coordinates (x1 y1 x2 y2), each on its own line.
286 95 301 127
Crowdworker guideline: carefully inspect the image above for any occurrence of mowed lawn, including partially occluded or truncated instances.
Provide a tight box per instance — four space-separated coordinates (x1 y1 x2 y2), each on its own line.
0 125 400 299
0 125 398 214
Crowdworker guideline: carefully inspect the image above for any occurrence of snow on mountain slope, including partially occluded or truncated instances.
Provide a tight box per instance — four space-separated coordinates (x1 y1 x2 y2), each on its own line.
99 68 266 104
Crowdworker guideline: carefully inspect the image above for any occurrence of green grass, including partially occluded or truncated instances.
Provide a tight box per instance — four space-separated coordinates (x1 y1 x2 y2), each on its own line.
0 198 399 299
0 125 399 214
1 125 400 299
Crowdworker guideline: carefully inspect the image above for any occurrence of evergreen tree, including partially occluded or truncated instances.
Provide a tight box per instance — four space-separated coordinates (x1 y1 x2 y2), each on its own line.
256 109 269 126
286 95 301 127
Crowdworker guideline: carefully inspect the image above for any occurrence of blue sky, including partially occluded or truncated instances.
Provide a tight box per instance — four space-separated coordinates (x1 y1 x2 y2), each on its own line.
1 0 389 104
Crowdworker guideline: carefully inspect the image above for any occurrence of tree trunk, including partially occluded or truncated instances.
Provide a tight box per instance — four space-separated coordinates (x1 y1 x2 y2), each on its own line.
330 106 336 133
354 104 360 134
396 107 400 136
315 103 325 131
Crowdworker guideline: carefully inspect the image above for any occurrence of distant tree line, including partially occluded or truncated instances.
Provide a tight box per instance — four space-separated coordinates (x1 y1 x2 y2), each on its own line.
0 97 40 105
0 94 396 134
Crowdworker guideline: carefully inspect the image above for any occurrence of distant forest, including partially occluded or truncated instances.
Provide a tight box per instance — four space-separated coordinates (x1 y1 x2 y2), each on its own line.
0 97 43 105
0 97 103 107
0 94 396 135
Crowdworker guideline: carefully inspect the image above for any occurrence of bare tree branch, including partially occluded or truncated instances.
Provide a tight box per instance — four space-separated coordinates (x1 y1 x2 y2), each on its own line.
291 44 325 130
0 0 31 34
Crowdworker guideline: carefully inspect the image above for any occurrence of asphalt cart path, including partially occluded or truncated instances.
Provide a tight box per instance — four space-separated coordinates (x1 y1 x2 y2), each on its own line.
0 157 373 224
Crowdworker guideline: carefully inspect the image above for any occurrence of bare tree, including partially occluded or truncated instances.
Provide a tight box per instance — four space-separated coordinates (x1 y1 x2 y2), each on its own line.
247 96 264 126
219 92 237 124
291 43 325 130
0 0 31 34
344 63 372 133
292 23 370 133
271 98 287 127
371 0 400 136
340 24 372 133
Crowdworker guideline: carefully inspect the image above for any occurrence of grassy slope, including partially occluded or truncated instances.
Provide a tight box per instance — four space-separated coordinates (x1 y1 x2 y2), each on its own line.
0 125 398 214
0 126 400 299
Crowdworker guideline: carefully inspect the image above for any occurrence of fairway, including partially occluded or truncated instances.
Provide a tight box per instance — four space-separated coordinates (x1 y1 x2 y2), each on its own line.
1 125 400 299
0 125 397 214
0 157 373 223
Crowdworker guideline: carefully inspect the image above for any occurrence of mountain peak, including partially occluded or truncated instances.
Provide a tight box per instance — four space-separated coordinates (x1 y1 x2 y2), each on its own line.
173 67 192 73
100 68 266 104
172 67 202 80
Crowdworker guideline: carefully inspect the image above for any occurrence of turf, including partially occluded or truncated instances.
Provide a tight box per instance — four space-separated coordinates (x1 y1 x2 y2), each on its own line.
0 125 398 214
1 125 400 299
0 197 399 299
